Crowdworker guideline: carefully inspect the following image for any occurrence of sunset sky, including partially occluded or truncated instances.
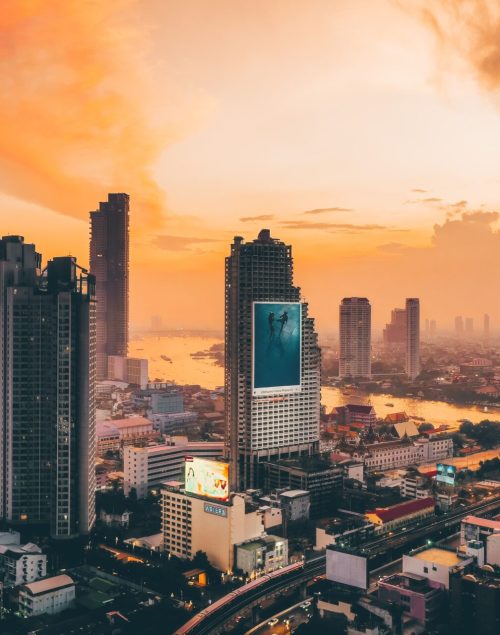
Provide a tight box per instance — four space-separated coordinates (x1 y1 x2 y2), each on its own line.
1 0 499 334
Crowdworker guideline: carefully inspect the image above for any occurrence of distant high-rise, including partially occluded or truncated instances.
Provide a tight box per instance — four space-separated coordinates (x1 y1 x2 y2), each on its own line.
405 298 420 380
484 313 490 338
383 307 406 345
465 317 474 335
0 237 96 538
425 318 430 333
339 298 371 379
90 193 129 380
455 315 464 336
224 230 320 491
430 319 437 335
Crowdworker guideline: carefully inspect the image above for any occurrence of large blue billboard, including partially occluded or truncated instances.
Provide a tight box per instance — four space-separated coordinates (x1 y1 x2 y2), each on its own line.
252 302 302 395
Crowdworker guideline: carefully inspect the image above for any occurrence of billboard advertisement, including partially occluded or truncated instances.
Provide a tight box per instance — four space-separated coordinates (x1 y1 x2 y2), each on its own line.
436 463 456 486
252 301 302 395
184 457 229 501
326 548 368 590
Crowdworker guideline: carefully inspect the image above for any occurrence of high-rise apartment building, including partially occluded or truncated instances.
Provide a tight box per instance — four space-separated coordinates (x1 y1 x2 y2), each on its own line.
383 308 406 346
90 193 129 380
406 298 420 380
339 298 371 379
455 315 464 336
224 230 320 491
0 237 96 538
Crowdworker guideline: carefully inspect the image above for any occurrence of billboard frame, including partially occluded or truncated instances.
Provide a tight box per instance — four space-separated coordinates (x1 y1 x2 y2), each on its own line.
184 457 230 502
252 301 302 396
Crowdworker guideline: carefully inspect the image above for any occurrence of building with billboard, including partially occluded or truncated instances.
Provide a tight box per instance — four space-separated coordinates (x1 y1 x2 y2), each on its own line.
436 463 456 486
224 230 321 490
160 481 266 572
326 546 369 590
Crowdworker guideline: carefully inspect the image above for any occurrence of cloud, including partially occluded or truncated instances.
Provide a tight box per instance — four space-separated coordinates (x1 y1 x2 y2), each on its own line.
239 214 275 222
405 197 442 204
280 221 388 231
0 0 206 228
378 242 407 252
303 207 352 215
411 188 428 193
403 1 500 95
153 235 220 252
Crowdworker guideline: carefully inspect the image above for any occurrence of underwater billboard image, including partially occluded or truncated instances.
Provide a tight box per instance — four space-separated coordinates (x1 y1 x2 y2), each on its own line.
252 301 301 395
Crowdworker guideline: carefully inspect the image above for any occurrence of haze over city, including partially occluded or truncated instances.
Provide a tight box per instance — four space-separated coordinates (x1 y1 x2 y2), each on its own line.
1 0 500 331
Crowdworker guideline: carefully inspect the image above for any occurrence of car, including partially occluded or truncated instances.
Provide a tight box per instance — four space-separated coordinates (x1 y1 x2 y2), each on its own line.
289 614 296 621
267 618 279 627
300 601 311 609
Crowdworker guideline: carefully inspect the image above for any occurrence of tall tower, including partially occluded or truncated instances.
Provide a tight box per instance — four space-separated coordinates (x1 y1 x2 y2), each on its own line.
405 298 420 380
339 298 371 379
0 237 96 538
465 317 474 336
90 193 129 380
383 308 406 346
455 315 463 336
224 230 320 491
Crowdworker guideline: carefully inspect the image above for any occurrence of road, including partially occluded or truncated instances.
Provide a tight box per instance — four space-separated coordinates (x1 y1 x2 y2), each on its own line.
245 600 313 635
418 449 500 473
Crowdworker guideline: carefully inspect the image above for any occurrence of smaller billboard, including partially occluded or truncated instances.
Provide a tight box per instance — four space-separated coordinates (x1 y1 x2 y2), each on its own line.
436 463 456 486
326 548 368 590
185 457 229 501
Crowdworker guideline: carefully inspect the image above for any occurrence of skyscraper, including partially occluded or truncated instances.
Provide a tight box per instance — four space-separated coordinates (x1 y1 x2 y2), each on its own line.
224 230 320 491
465 317 474 335
405 298 420 380
90 193 129 380
0 237 96 538
455 315 464 336
339 298 371 379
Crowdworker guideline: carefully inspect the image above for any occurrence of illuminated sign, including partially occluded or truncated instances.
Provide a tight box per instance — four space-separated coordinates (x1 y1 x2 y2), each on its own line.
185 457 229 501
436 463 456 486
252 301 302 396
204 503 228 518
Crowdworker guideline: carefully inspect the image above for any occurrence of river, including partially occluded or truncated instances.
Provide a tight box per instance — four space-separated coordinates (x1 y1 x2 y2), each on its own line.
130 335 498 431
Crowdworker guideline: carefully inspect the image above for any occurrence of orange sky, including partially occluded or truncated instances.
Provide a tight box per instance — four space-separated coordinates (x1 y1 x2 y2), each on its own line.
1 0 499 333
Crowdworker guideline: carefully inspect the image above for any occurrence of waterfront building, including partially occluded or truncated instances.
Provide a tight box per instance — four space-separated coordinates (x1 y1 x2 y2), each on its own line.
339 297 371 379
383 308 407 346
405 298 420 380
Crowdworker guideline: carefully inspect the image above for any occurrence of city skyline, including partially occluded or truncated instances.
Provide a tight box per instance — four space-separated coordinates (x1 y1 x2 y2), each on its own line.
1 1 499 332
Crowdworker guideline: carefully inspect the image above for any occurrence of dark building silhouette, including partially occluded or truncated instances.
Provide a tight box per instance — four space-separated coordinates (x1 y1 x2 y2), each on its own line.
449 569 500 635
90 193 129 380
224 229 320 491
0 237 96 538
383 308 407 345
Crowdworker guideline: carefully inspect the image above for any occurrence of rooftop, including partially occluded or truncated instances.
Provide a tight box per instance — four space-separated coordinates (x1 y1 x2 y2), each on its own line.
280 489 309 498
462 515 500 531
23 574 74 596
112 416 152 429
411 548 463 567
367 497 435 523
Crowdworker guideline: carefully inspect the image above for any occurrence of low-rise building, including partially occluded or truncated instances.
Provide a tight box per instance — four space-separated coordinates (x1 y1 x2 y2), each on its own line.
263 457 343 518
403 546 473 589
460 516 500 566
0 542 46 587
354 437 453 471
99 508 132 528
149 411 198 434
400 474 431 499
18 574 75 617
160 483 265 572
335 404 377 427
378 573 445 629
365 497 435 533
316 515 375 550
124 440 223 498
235 535 288 576
108 356 148 389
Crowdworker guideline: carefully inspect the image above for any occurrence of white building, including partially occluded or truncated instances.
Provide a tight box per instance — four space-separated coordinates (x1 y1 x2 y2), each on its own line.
403 547 473 589
235 535 288 576
354 437 453 471
18 574 75 616
406 298 420 380
149 411 197 434
0 542 47 587
161 483 265 572
124 441 223 498
400 474 431 499
339 298 372 379
460 516 500 566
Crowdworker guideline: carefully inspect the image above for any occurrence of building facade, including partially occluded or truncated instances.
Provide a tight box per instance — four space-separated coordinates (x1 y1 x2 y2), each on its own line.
224 230 321 490
405 298 420 380
353 437 453 471
0 542 47 587
235 535 288 576
0 238 96 538
124 441 223 497
339 298 371 379
90 193 129 380
18 574 75 617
